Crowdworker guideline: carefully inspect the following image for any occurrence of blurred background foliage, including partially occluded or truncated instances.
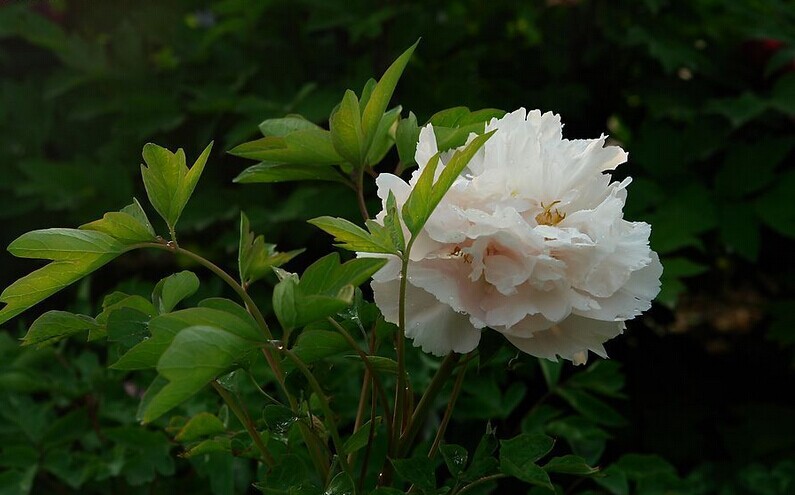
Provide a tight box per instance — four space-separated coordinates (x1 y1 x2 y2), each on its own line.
0 0 794 493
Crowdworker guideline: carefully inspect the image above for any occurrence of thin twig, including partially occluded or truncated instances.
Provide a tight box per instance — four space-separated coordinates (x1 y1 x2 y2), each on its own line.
428 355 470 459
211 381 275 466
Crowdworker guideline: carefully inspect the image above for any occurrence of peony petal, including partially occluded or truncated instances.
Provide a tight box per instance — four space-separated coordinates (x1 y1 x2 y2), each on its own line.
504 315 624 363
372 278 481 356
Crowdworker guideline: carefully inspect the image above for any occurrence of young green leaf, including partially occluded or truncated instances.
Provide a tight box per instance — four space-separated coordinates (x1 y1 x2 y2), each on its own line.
142 325 261 422
258 114 322 137
402 130 495 236
174 412 227 442
21 311 100 348
234 162 349 184
151 271 200 314
229 128 342 165
106 307 150 348
272 254 386 331
329 89 365 167
440 444 469 478
365 105 402 166
0 229 127 324
396 111 420 166
239 212 304 285
342 417 382 455
391 456 436 493
289 330 351 366
112 304 261 370
140 142 213 234
555 388 627 427
80 199 156 243
539 358 563 389
308 216 397 254
542 455 599 476
499 433 555 488
361 40 419 154
383 191 406 253
326 473 355 495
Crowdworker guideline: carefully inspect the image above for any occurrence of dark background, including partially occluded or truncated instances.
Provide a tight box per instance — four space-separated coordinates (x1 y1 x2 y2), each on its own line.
0 1 793 494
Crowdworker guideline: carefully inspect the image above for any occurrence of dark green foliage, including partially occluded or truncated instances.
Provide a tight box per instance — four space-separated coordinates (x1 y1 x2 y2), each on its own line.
1 0 794 494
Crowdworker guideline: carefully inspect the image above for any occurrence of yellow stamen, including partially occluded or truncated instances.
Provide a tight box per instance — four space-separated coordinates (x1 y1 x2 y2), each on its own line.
535 200 566 226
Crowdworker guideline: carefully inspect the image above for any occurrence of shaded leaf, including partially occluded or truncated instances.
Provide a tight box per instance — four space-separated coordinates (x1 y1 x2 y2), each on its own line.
151 271 199 314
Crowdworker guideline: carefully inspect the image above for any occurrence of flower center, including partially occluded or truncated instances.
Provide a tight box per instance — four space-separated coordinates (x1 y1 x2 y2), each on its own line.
535 200 566 226
450 245 473 263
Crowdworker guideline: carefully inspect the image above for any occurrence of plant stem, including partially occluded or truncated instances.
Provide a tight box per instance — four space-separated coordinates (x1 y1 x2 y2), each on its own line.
355 166 370 221
211 381 275 466
391 244 413 455
327 317 393 453
398 352 459 457
453 474 508 495
428 355 469 459
281 347 354 482
128 241 330 478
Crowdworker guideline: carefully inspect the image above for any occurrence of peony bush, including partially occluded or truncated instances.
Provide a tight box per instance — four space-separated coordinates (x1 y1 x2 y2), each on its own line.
1 42 661 494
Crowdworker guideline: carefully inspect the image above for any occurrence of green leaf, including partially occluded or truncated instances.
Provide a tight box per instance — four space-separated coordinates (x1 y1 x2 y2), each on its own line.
539 358 563 389
396 111 420 166
326 473 355 495
0 229 126 324
80 199 156 243
234 162 348 184
704 92 768 127
175 412 227 442
391 456 436 492
499 434 555 488
239 212 303 285
289 330 350 365
661 258 708 278
358 78 377 110
366 105 402 165
151 271 200 314
342 417 382 454
402 131 495 236
329 90 365 167
300 253 386 296
112 305 261 370
464 424 499 481
272 276 356 332
254 454 315 494
229 128 342 165
440 444 469 478
382 191 406 252
361 40 419 155
140 142 213 233
428 107 505 151
183 437 232 458
308 216 397 254
106 307 150 348
719 203 760 261
556 388 626 427
542 455 599 476
755 170 795 239
566 361 625 398
91 293 156 341
714 139 792 198
344 355 398 374
546 416 609 465
21 311 99 348
142 325 261 422
259 114 322 137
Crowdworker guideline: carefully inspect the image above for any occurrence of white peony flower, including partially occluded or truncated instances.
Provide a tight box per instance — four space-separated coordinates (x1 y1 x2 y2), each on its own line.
368 108 662 364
